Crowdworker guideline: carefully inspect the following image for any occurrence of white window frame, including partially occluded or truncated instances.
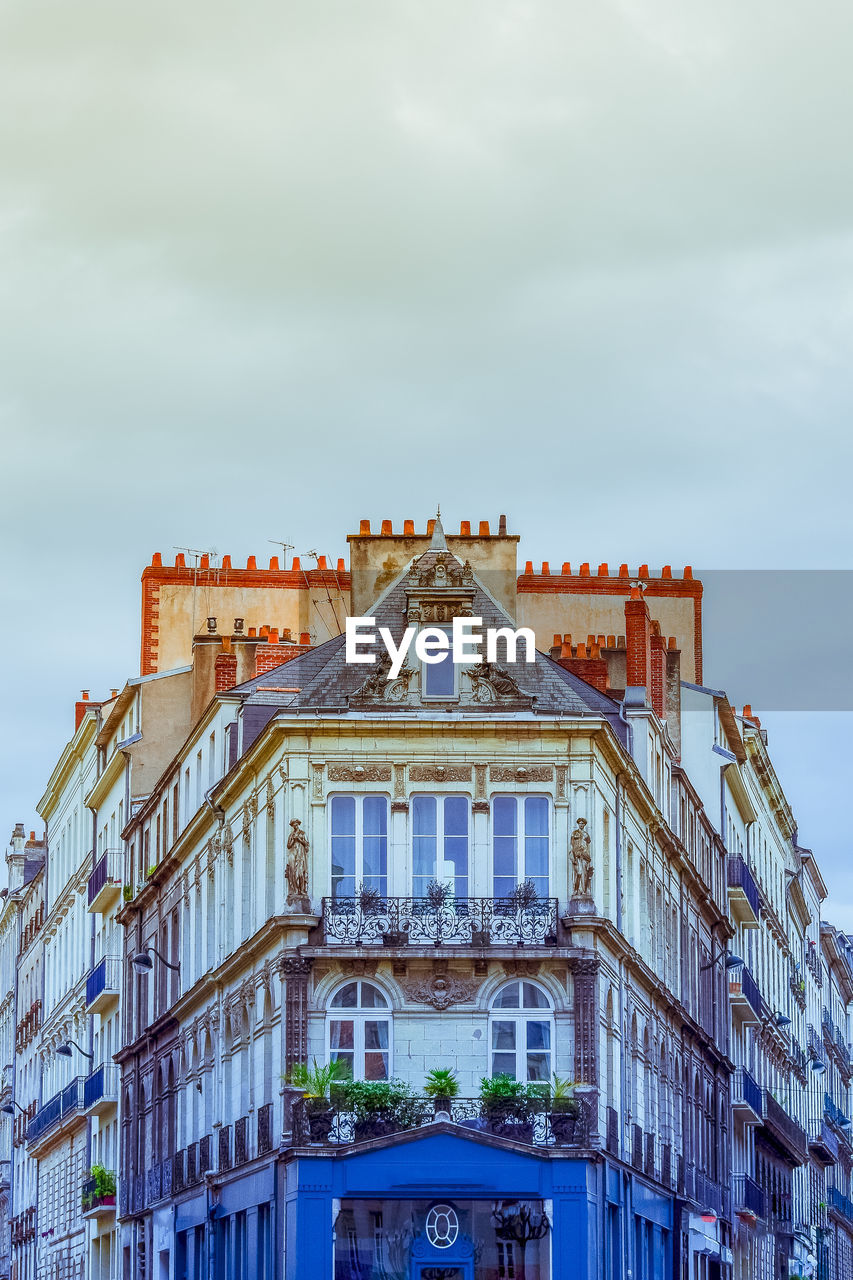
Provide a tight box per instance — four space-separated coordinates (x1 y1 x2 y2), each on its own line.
327 979 392 1081
328 793 390 898
490 794 552 898
488 980 554 1082
420 628 458 701
410 793 470 898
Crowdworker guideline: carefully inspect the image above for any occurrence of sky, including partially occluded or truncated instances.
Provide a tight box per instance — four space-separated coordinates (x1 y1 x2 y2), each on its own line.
0 3 851 921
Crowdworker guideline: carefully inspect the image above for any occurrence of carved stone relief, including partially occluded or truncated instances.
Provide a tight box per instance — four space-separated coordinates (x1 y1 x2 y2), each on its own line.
328 764 392 782
401 973 479 1011
490 766 554 783
409 765 472 783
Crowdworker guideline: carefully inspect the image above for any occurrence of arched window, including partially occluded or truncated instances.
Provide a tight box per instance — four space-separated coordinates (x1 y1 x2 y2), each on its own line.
328 981 391 1081
489 981 553 1082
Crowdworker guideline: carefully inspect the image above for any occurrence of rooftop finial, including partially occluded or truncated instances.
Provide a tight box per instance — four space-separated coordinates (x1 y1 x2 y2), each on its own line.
430 507 447 550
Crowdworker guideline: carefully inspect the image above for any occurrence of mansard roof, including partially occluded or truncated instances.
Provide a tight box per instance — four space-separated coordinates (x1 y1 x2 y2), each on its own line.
232 546 621 724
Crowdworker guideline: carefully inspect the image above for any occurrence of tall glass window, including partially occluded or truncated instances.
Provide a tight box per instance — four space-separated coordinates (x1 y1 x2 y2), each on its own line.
489 980 553 1082
492 795 550 898
421 630 455 698
328 980 391 1080
411 795 469 897
330 795 388 898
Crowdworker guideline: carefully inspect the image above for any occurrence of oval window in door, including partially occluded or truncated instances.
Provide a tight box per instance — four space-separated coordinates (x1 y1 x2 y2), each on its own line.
425 1203 459 1249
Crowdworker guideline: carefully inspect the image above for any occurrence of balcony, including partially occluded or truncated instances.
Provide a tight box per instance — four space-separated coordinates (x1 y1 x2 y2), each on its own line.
808 1118 839 1167
824 1093 852 1138
84 1064 120 1116
0 1159 10 1191
828 1185 853 1225
321 894 560 948
290 1091 596 1150
727 856 761 927
760 1090 808 1165
87 850 123 913
729 964 764 1026
27 1077 85 1152
85 956 121 1014
82 1172 117 1219
731 1068 763 1124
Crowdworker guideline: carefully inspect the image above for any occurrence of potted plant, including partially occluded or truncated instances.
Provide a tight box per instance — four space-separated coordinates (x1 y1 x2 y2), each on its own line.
122 885 133 902
547 1076 581 1144
479 1074 534 1143
338 1079 429 1142
88 1164 116 1209
287 1059 348 1143
423 1067 460 1116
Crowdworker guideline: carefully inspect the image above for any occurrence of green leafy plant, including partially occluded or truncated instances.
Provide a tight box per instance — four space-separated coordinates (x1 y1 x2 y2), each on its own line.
287 1058 348 1101
146 865 157 879
423 1067 460 1104
122 885 133 902
85 1164 116 1207
507 879 539 911
479 1074 532 1121
548 1075 581 1114
339 1079 430 1139
425 879 453 909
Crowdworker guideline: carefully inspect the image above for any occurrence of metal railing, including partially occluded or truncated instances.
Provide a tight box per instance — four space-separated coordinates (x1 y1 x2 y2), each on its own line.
291 1093 595 1148
761 1090 808 1163
85 956 122 1008
83 1063 120 1110
87 850 123 906
732 1067 762 1115
727 856 761 918
28 1077 84 1145
828 1185 853 1224
322 894 559 947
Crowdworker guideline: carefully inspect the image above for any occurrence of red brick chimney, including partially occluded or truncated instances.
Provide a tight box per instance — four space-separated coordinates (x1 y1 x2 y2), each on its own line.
624 587 651 691
75 691 91 731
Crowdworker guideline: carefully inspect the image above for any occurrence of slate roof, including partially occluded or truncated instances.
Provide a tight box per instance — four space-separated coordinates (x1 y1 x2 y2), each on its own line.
232 544 622 727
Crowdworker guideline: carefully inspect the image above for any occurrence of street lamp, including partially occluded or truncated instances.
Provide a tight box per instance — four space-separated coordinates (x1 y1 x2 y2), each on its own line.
131 946 180 975
57 1039 93 1061
700 951 744 972
0 1100 26 1116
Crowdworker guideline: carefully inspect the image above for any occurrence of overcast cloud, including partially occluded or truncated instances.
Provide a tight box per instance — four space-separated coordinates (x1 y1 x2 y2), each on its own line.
0 2 851 922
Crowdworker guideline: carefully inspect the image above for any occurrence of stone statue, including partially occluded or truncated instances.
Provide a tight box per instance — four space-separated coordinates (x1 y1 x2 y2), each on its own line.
285 818 310 906
571 818 593 897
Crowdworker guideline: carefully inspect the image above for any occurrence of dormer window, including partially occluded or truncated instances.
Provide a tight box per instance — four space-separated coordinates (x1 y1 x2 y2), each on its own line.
421 628 456 699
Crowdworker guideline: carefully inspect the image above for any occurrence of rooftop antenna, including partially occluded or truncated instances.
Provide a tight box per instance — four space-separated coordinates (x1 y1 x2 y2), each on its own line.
173 546 217 638
305 549 344 636
268 538 294 562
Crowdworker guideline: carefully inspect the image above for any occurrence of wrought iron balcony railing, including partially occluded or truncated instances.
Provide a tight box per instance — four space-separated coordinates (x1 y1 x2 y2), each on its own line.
808 1118 840 1166
322 894 559 947
732 1172 763 1218
87 850 123 912
828 1185 853 1224
290 1092 595 1149
85 956 122 1013
28 1077 84 1146
760 1090 808 1165
727 856 761 922
84 1064 120 1114
732 1067 763 1119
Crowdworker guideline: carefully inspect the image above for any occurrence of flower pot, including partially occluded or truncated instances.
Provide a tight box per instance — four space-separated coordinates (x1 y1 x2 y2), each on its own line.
353 1116 400 1142
382 931 408 947
482 1106 533 1143
549 1109 579 1145
432 1097 453 1117
304 1102 335 1143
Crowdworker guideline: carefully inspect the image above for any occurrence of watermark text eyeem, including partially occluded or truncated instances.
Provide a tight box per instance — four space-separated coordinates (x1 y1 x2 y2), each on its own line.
345 616 536 678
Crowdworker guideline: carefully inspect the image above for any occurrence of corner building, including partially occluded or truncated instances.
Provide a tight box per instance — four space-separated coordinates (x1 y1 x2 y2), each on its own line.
118 520 732 1280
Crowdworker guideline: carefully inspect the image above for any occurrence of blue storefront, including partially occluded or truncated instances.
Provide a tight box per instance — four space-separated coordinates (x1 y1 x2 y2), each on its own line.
281 1122 674 1279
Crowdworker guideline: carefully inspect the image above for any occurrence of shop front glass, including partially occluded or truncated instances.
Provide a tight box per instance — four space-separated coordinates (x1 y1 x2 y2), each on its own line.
333 1198 552 1280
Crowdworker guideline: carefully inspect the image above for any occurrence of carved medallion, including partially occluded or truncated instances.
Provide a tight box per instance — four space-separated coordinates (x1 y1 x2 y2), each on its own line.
401 973 479 1010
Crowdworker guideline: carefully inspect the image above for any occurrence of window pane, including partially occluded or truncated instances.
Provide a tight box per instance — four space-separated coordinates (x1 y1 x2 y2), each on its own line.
526 1021 551 1051
364 1052 389 1081
329 1020 354 1049
362 795 387 836
364 1021 389 1051
424 646 455 696
412 795 437 836
526 1053 551 1082
522 982 550 1009
524 796 548 836
444 797 467 836
359 982 388 1009
491 1021 517 1051
331 984 358 1009
362 837 387 883
492 983 520 1009
493 797 517 836
331 795 356 834
492 1053 516 1078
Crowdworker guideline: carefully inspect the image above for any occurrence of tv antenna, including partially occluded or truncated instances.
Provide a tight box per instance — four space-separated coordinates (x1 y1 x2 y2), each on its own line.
173 545 217 638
